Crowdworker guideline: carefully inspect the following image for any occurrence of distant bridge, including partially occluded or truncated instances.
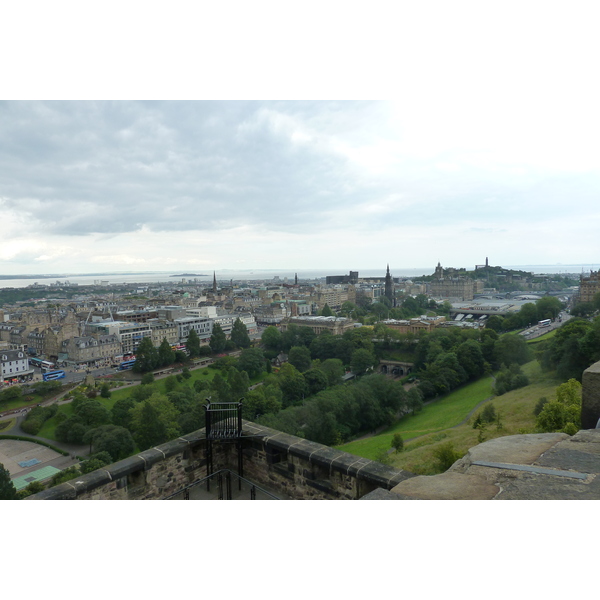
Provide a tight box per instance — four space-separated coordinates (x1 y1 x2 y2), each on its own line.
379 360 414 377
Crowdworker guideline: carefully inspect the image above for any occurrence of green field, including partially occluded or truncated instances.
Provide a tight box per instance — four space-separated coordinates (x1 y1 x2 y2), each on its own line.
337 376 494 460
338 360 563 474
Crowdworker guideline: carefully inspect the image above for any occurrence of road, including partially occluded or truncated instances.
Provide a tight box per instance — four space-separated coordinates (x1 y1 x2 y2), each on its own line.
519 312 572 340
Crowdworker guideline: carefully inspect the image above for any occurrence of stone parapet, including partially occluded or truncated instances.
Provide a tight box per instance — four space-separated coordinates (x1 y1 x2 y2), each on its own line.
582 360 600 429
26 420 414 500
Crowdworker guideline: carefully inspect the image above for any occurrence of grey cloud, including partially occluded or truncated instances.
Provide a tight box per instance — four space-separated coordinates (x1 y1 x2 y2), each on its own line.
0 101 370 236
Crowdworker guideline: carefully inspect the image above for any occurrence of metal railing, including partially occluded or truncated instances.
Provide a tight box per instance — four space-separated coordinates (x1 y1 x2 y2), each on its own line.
164 469 280 500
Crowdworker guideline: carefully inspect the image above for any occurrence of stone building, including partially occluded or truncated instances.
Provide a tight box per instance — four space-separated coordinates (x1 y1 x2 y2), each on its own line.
149 321 179 347
1 348 34 383
280 316 356 336
381 315 446 335
61 335 122 366
578 269 600 304
429 262 483 301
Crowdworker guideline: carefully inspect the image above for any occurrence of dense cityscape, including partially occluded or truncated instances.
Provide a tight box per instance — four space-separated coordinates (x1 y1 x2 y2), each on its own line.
1 256 600 501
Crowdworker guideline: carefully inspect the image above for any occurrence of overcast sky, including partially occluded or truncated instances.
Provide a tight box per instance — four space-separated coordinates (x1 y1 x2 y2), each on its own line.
2 5 600 276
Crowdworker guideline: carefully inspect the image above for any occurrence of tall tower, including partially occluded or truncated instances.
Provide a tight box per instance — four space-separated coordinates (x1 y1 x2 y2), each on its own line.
212 271 217 294
385 264 393 305
295 273 298 285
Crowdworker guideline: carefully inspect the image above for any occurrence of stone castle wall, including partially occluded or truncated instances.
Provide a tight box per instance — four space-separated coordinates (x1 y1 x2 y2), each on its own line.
582 360 600 429
26 422 414 500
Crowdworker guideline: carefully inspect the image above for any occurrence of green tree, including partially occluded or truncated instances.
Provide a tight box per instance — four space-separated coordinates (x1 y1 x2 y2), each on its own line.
141 372 155 385
485 315 505 333
481 402 497 423
303 368 329 396
277 362 308 408
100 383 111 399
242 384 283 421
158 338 175 367
432 442 460 472
0 463 17 500
261 326 282 353
288 345 312 373
129 394 180 451
318 358 345 386
456 339 485 380
237 347 266 379
320 303 333 317
209 322 227 353
130 383 156 402
163 375 179 393
186 328 201 358
536 379 582 433
350 348 377 376
17 480 46 499
210 373 232 402
111 397 136 430
391 433 404 453
133 337 159 373
540 318 596 380
84 424 135 461
536 296 563 321
494 333 532 368
75 399 111 428
407 387 424 415
231 318 251 349
228 368 250 400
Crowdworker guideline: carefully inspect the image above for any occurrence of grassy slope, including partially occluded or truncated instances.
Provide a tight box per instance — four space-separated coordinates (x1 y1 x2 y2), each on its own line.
337 376 494 460
338 360 562 474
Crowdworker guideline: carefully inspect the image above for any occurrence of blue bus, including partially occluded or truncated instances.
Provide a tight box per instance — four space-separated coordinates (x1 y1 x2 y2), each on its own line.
119 360 136 371
43 370 66 381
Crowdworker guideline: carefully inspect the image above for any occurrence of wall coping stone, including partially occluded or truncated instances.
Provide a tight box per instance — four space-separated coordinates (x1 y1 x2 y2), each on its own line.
27 420 415 499
240 420 415 489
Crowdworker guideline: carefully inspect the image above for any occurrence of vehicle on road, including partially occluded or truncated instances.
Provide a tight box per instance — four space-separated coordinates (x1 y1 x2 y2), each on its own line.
42 370 66 381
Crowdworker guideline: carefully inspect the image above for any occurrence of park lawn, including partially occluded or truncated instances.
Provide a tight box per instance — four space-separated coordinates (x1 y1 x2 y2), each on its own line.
337 375 494 460
378 360 562 475
0 417 16 432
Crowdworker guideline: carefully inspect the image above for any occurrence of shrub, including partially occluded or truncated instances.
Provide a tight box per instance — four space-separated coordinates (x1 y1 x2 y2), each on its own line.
374 449 391 465
17 481 46 499
141 373 154 385
21 418 44 435
481 403 497 423
391 433 404 453
432 442 460 472
533 397 548 417
50 466 81 486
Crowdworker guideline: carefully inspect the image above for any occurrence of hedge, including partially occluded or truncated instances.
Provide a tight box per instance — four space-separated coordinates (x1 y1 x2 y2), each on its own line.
0 434 70 456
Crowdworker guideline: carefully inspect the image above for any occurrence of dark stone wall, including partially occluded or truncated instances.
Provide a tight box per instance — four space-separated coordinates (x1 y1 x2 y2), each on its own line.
582 361 600 429
26 421 415 500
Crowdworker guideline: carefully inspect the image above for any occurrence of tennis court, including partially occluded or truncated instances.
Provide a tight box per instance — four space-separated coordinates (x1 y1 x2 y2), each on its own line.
12 466 62 491
0 439 63 477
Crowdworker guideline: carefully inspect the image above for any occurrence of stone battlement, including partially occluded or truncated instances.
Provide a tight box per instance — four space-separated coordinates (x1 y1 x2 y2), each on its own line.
26 421 415 500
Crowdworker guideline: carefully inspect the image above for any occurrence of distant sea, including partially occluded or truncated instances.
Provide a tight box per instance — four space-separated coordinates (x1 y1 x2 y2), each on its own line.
0 264 596 290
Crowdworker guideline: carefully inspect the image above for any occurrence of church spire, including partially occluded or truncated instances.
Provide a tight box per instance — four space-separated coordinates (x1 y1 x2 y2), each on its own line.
212 271 217 294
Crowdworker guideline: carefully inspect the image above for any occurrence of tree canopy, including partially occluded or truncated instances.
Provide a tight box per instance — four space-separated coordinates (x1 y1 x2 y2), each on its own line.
0 463 17 500
209 322 227 353
231 318 251 349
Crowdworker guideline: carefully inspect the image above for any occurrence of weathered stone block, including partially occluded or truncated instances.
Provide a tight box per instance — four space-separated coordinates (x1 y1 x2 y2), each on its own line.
582 361 600 429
